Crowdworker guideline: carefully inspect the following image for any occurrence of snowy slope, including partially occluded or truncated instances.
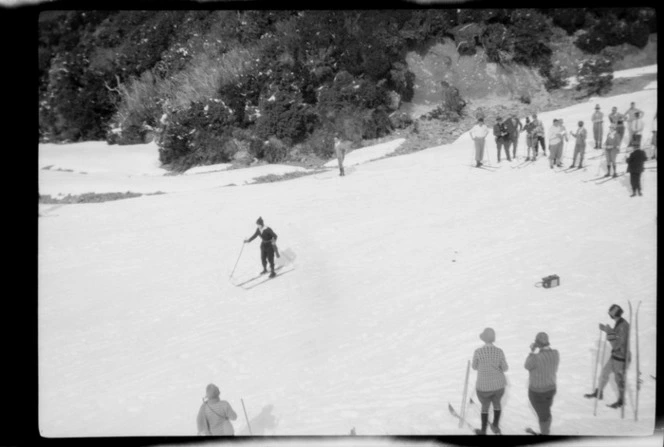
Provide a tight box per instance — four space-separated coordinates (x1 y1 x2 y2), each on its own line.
38 67 658 445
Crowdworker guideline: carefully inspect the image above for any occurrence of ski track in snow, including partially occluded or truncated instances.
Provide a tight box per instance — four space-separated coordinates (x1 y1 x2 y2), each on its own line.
38 67 658 444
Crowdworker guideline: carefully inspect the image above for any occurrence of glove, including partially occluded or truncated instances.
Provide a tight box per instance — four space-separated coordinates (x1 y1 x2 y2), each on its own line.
599 323 609 332
244 239 249 243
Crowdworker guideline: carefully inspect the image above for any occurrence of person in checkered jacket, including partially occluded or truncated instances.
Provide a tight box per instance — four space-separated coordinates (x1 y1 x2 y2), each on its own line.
472 327 509 435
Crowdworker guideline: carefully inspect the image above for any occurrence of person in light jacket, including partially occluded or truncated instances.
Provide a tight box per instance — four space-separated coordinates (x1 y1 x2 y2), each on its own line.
472 327 508 435
603 125 622 178
525 332 560 435
629 111 645 149
469 117 490 167
591 105 604 149
197 384 238 436
569 121 587 169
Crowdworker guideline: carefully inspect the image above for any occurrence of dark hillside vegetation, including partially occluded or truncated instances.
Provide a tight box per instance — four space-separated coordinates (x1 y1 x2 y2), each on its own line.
38 8 656 171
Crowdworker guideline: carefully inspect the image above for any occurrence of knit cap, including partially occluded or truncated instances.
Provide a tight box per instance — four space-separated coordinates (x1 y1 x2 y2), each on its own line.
256 217 264 226
479 327 496 343
206 383 220 399
535 332 550 348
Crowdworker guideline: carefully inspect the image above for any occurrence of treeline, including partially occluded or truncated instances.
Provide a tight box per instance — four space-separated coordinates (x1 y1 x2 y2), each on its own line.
38 9 656 171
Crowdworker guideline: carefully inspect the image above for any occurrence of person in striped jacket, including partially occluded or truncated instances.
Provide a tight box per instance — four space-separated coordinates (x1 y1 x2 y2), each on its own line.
472 327 509 435
584 304 630 409
525 332 559 435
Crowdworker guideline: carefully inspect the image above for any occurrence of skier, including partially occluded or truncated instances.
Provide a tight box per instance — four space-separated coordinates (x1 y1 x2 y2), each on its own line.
196 384 238 436
608 107 626 150
469 117 489 167
591 104 604 149
493 117 511 162
334 136 348 176
524 332 559 435
623 102 644 147
472 327 508 435
584 304 630 409
569 121 588 169
547 119 565 168
523 116 535 161
244 217 278 278
603 125 621 178
505 113 523 160
626 143 648 197
531 113 546 157
629 111 645 149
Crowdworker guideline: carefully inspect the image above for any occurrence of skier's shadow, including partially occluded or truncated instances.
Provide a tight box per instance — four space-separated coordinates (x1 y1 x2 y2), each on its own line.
240 404 278 436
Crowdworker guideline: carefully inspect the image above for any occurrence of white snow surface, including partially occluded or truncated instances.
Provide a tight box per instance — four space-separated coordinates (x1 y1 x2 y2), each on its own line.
39 74 658 446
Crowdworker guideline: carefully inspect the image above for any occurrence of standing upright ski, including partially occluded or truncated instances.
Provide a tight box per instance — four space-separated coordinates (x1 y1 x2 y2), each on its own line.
622 301 633 419
635 301 642 421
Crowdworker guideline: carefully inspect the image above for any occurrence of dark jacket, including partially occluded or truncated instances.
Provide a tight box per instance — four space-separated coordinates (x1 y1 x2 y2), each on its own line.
247 227 278 245
607 317 630 362
493 123 508 141
505 118 523 138
626 149 648 173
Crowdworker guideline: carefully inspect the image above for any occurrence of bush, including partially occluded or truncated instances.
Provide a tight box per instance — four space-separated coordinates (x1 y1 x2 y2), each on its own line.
576 57 613 97
159 99 236 170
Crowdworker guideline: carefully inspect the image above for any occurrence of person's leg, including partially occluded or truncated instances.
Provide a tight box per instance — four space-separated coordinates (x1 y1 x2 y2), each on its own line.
490 388 504 433
475 390 491 434
265 244 276 275
636 171 643 195
578 145 585 168
260 245 268 273
630 172 638 196
474 139 482 166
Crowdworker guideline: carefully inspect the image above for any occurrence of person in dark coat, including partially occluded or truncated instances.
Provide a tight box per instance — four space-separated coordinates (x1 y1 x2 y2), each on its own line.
245 217 279 277
505 114 523 160
531 113 546 157
493 117 511 162
626 145 648 197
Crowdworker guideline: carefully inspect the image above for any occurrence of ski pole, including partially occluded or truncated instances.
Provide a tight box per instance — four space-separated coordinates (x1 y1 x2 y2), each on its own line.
593 331 607 417
229 241 246 279
241 398 253 436
459 360 471 428
635 301 641 421
590 328 602 396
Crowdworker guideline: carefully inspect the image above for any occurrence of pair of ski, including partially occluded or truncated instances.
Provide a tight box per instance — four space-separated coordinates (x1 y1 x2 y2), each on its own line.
473 164 500 171
449 401 538 435
511 159 535 169
230 265 294 289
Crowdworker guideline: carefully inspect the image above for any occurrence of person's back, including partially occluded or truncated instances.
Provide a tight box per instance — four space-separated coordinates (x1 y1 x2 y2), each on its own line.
203 400 237 435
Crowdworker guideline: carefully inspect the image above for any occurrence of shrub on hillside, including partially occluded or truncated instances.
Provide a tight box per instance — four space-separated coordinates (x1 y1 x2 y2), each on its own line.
159 99 236 170
576 57 613 97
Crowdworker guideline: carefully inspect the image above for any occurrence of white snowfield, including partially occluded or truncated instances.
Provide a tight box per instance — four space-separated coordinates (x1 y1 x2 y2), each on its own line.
565 63 657 89
39 65 659 447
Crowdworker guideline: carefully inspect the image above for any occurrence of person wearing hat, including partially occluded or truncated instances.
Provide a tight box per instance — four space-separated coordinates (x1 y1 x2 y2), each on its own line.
505 113 523 160
608 107 626 149
472 327 509 435
524 332 560 435
569 121 587 169
547 119 566 169
245 217 279 277
493 117 511 163
522 116 536 161
623 102 644 148
603 124 622 178
196 383 238 436
469 117 490 167
626 141 648 196
591 105 604 149
584 304 630 409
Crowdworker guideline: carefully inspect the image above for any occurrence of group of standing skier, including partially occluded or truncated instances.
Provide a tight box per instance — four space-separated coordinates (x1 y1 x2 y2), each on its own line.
468 102 656 197
469 303 632 436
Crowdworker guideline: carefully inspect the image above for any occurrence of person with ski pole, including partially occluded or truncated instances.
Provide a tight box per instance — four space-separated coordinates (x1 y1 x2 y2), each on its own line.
569 121 588 169
591 104 604 149
196 384 238 436
505 113 523 160
493 117 511 163
522 116 535 161
244 217 279 278
626 142 648 197
583 304 630 409
531 113 546 157
603 124 622 178
524 332 559 435
469 117 489 167
472 327 508 435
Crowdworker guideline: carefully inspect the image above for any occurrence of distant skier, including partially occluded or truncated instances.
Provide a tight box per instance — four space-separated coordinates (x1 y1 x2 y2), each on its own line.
522 116 535 161
334 136 348 176
472 327 508 435
569 121 587 169
623 102 644 147
244 217 279 278
603 124 621 178
524 332 559 435
505 114 523 160
469 117 489 167
591 104 604 149
197 384 238 436
584 304 630 409
629 111 645 149
626 144 648 197
608 107 625 149
547 119 566 168
493 117 511 162
531 113 546 157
